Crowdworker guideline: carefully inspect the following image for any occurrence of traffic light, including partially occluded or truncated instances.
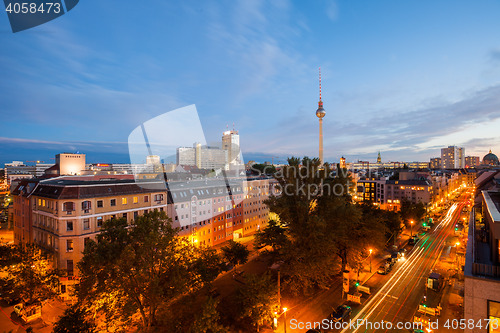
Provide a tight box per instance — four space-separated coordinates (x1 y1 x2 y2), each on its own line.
423 223 427 227
355 282 359 287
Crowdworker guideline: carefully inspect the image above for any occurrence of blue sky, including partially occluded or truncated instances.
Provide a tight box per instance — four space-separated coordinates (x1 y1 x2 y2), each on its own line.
1 0 500 166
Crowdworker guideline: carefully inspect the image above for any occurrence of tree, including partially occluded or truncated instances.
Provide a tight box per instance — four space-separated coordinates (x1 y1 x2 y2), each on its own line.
265 157 389 295
1 244 60 304
236 273 277 332
53 305 96 333
249 164 276 176
77 211 224 330
189 297 229 333
254 220 288 252
400 199 426 224
221 240 249 268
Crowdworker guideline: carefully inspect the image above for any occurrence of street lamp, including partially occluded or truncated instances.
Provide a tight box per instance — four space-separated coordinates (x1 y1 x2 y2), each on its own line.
410 220 414 238
369 249 373 273
283 307 288 333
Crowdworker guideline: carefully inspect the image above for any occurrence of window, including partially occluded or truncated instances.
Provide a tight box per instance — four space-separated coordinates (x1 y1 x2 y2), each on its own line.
133 196 138 204
66 221 73 231
83 219 90 230
488 300 500 333
67 260 74 276
134 211 138 219
122 198 127 205
84 237 90 248
82 201 91 211
63 202 75 212
66 239 74 252
154 194 164 202
144 210 148 214
122 213 127 219
97 200 103 208
110 199 116 207
97 216 103 227
144 195 149 203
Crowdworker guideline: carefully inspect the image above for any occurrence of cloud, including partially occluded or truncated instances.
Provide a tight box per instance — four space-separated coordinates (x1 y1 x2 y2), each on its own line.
241 83 500 162
490 49 500 62
325 0 339 21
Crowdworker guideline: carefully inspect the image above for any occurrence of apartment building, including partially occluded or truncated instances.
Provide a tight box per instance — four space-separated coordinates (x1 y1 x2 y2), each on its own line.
464 190 500 332
28 178 168 276
356 178 432 210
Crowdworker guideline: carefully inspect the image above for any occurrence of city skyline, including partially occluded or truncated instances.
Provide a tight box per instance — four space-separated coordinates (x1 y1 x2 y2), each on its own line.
2 1 500 164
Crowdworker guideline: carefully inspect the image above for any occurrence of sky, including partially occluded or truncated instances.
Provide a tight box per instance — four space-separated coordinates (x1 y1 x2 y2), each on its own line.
1 0 500 166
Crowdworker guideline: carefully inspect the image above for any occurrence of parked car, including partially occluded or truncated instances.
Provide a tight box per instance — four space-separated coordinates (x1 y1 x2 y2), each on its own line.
13 303 23 316
377 264 390 275
408 235 419 245
329 305 352 322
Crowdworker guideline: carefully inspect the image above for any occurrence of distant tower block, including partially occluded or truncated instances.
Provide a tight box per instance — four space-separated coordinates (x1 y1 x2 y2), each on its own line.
377 151 382 164
316 67 326 165
340 156 346 169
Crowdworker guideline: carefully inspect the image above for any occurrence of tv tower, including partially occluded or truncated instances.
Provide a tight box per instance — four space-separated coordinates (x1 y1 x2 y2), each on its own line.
316 67 326 165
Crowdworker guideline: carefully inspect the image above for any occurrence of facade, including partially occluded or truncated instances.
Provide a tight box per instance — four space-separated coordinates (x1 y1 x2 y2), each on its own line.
56 153 86 175
441 146 465 169
356 178 432 210
176 144 228 170
465 156 480 168
464 191 500 332
4 162 53 184
430 157 442 169
222 130 241 166
12 175 276 281
29 178 168 277
12 180 39 245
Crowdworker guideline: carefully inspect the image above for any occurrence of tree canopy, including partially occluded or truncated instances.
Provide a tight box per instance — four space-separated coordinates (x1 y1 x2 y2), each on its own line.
263 157 399 295
77 211 224 330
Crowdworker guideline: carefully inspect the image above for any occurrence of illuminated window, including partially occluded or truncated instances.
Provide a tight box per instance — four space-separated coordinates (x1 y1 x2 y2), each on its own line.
66 239 74 252
488 301 500 333
133 197 138 204
122 198 127 205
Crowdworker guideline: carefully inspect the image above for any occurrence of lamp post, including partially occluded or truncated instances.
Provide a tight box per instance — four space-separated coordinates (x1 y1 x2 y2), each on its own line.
410 220 414 238
283 307 288 333
369 249 373 273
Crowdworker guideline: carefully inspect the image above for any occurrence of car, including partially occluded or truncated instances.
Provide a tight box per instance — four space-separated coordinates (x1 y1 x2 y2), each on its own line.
408 235 419 245
13 303 23 316
329 305 352 322
377 264 389 274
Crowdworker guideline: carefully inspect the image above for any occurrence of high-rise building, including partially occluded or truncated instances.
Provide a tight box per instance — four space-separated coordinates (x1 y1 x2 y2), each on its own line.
440 146 465 169
377 152 382 164
222 129 241 165
176 144 228 170
465 156 480 168
316 68 326 165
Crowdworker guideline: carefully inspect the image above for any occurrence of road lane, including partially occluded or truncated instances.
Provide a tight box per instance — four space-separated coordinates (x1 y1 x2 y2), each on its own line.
338 198 466 333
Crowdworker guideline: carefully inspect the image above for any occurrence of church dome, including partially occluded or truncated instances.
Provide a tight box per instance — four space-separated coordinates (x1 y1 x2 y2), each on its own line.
483 150 499 166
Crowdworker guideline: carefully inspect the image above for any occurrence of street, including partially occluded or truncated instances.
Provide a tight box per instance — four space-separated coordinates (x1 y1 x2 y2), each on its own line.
339 197 466 333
